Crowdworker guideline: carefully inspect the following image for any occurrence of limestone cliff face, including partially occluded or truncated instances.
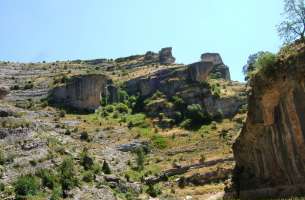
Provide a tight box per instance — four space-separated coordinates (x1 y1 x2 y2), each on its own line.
49 74 115 111
125 54 244 118
233 44 305 198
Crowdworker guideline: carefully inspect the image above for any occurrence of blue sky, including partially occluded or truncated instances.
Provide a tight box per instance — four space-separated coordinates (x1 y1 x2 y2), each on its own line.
0 0 283 81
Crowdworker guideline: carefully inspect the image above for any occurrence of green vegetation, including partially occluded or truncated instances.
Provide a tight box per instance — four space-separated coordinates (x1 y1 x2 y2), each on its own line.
36 169 58 190
58 157 78 191
102 160 112 174
243 52 278 80
80 149 94 170
14 174 40 199
278 0 305 42
134 147 145 171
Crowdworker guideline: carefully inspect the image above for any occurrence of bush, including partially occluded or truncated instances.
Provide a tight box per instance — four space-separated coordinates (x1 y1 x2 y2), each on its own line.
151 135 167 149
180 119 192 129
82 171 94 182
59 110 66 118
36 169 58 189
146 184 162 197
0 182 4 191
104 105 115 113
102 160 111 174
135 147 145 171
80 131 89 141
254 52 277 77
244 52 278 79
171 96 186 111
80 149 94 170
58 157 78 191
115 103 129 113
14 174 40 199
50 186 62 200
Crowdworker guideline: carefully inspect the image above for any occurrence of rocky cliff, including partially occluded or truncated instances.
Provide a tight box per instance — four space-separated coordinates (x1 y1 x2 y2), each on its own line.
233 43 305 199
49 74 116 111
125 54 243 119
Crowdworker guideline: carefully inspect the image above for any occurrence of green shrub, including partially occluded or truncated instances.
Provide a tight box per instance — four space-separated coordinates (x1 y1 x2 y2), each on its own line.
115 103 129 113
126 114 149 128
80 149 94 170
104 105 115 113
151 135 167 149
14 174 40 199
50 186 62 200
171 96 185 110
146 184 162 197
82 171 94 182
0 182 4 191
180 119 192 129
102 160 111 174
249 52 277 78
58 157 78 191
135 147 145 171
36 169 58 189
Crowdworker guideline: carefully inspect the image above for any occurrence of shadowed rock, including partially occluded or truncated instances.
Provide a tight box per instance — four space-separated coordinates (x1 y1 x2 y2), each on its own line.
233 43 305 199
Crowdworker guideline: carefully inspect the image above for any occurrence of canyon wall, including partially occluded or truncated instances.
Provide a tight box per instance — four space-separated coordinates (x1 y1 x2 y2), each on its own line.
233 44 305 199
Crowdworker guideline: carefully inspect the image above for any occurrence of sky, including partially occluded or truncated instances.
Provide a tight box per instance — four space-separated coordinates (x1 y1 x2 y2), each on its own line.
0 0 284 81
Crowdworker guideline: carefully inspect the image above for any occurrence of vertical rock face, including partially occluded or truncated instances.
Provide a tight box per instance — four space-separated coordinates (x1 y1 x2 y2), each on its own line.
201 53 231 80
233 47 305 198
159 47 176 64
49 74 116 112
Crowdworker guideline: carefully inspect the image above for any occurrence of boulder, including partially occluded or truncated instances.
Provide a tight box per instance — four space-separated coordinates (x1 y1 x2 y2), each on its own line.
159 47 176 64
117 140 150 153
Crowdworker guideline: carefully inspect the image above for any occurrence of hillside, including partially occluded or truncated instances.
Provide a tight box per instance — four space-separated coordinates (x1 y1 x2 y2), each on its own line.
0 47 246 200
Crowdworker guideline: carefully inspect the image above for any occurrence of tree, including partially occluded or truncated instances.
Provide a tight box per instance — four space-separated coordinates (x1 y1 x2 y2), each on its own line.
242 51 266 80
278 0 305 43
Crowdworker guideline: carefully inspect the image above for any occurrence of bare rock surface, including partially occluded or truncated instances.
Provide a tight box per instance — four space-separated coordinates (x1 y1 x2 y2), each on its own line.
233 43 305 198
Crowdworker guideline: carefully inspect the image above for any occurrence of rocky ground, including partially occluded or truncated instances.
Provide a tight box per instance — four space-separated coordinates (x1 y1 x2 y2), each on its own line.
0 48 247 200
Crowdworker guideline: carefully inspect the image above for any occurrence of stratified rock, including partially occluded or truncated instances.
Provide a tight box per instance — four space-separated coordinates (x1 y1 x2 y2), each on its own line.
233 44 305 199
0 86 9 99
49 74 118 112
159 47 176 64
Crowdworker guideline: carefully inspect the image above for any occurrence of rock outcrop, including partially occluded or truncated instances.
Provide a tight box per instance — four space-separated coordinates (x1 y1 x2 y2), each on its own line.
144 47 176 65
159 47 176 64
49 74 117 112
201 53 231 80
233 43 305 199
0 86 9 99
125 54 245 118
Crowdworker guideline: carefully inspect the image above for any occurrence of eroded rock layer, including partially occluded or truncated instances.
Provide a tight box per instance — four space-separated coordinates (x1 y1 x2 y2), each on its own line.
233 44 305 199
